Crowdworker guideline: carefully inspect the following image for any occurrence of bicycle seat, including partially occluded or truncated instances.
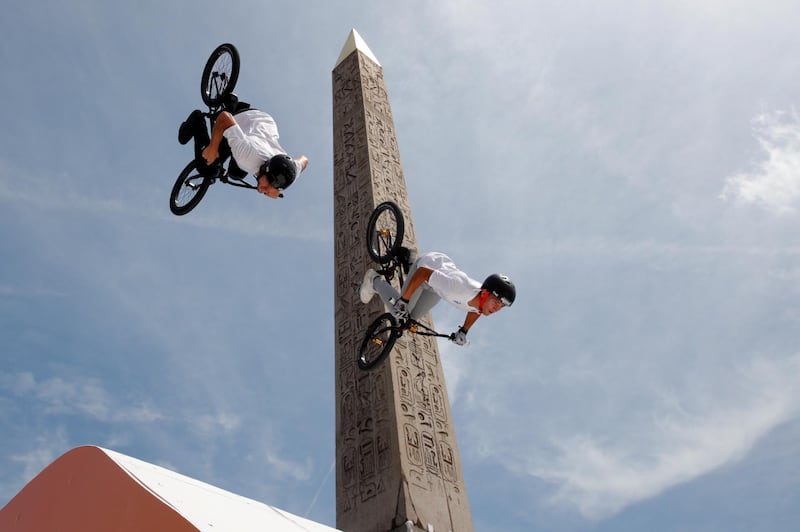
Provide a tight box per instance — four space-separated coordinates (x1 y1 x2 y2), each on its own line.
396 246 413 274
221 93 252 114
222 92 239 111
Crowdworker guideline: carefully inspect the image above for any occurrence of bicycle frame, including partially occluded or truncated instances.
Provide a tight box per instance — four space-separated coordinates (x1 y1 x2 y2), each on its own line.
399 318 453 340
376 255 405 291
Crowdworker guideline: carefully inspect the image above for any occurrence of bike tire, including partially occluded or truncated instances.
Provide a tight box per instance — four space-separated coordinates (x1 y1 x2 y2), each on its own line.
201 43 240 108
170 160 211 216
357 313 400 370
366 201 405 264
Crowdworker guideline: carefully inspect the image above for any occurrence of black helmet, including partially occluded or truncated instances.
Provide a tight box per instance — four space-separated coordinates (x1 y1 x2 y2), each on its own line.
481 274 516 306
261 154 297 191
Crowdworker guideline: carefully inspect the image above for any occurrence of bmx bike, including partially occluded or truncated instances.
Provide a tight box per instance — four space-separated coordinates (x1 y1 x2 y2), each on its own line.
356 201 455 371
169 43 259 216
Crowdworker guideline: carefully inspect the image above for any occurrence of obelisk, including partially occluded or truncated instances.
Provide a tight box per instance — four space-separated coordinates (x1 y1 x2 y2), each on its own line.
332 30 474 532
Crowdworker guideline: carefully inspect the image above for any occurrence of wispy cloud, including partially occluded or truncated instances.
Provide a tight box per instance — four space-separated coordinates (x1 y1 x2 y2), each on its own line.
722 109 800 214
265 450 313 482
1 372 166 424
0 174 131 217
463 353 800 519
191 411 243 434
10 428 70 485
0 284 68 299
0 165 327 242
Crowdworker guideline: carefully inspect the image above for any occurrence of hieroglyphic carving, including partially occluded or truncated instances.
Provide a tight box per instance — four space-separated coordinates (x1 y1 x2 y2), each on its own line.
334 41 473 532
439 441 457 483
422 432 439 474
404 423 422 466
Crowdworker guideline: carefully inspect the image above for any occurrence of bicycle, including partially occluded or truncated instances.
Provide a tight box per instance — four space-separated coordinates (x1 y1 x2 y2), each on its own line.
169 43 259 216
356 201 455 371
357 314 456 371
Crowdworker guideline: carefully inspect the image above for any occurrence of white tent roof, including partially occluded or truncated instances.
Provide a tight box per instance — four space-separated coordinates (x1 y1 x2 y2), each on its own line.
0 445 340 532
104 447 340 532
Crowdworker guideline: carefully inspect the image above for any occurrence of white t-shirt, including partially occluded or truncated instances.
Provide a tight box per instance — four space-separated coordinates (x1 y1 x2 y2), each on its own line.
416 252 481 313
222 110 302 177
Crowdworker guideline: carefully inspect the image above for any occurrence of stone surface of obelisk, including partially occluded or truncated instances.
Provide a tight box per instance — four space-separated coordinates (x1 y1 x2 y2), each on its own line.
332 30 474 532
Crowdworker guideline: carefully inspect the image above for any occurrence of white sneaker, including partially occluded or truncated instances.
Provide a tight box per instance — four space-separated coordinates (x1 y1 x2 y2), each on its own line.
359 269 379 304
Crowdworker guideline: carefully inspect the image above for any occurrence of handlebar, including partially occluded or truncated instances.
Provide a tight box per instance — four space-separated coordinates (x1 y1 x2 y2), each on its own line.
403 318 461 342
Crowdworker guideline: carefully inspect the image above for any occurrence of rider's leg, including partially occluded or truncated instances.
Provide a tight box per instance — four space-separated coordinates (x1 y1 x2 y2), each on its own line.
191 118 211 163
183 112 226 177
181 110 213 172
179 109 205 145
363 256 433 314
372 277 401 308
218 139 238 177
362 258 422 310
397 259 440 318
409 288 441 321
227 154 247 180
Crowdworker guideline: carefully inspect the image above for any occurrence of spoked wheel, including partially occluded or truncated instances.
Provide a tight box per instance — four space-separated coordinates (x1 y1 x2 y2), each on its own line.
201 43 240 108
357 313 400 370
170 160 211 216
366 201 405 264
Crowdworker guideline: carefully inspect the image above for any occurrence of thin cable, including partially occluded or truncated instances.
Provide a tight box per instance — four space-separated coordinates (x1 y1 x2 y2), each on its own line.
305 458 335 518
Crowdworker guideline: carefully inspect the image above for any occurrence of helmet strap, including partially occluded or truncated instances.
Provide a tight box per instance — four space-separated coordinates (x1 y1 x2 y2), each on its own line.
477 290 491 314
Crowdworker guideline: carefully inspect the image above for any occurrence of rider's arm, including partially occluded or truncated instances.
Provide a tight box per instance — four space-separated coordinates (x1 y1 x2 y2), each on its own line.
202 111 236 164
460 311 481 332
399 266 434 301
296 155 309 172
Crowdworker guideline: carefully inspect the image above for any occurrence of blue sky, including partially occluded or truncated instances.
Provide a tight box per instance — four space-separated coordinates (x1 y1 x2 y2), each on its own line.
2 1 800 530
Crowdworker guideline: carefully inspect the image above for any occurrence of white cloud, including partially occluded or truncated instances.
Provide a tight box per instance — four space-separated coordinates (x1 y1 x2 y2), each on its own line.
264 450 312 482
1 372 165 424
439 341 468 403
476 354 800 519
115 403 168 424
722 110 800 214
0 161 327 242
0 284 68 298
10 428 70 484
191 411 242 435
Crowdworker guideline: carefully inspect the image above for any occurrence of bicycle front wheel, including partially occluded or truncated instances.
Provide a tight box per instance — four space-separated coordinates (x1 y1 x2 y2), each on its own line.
357 313 400 371
201 43 240 107
366 201 405 264
170 160 211 216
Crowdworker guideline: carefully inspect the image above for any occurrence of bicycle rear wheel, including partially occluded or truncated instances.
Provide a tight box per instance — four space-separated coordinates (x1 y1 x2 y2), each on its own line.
201 43 240 108
366 201 405 264
170 160 211 216
357 313 400 370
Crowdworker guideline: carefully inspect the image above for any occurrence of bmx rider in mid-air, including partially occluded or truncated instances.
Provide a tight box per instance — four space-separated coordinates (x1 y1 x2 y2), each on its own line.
179 98 309 199
359 251 516 345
